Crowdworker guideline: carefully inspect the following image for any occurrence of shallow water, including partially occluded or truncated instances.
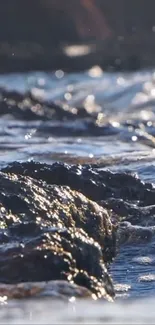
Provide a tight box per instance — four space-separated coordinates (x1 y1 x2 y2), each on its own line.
1 67 155 322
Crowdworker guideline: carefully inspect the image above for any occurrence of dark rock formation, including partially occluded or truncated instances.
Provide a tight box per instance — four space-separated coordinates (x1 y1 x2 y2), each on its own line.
0 89 75 121
0 89 90 121
0 89 120 137
3 161 155 245
0 280 95 300
117 221 155 245
0 167 116 300
3 161 154 206
1 160 155 299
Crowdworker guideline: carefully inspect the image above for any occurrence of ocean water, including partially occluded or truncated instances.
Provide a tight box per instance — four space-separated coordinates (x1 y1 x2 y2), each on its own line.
1 67 155 322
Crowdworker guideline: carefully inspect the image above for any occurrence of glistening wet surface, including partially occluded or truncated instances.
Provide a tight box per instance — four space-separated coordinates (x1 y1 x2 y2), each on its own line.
1 67 155 322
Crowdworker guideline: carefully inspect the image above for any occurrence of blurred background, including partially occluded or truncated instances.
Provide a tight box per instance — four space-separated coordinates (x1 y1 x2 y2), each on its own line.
1 2 155 323
1 0 155 72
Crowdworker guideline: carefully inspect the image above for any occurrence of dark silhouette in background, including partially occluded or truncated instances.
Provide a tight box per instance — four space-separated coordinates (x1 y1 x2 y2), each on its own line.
0 0 155 72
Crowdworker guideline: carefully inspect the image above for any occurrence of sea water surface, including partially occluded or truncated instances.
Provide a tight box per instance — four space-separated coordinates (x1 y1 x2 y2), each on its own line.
1 67 155 322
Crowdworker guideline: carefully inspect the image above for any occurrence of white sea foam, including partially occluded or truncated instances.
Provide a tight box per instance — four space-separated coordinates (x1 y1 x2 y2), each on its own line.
0 298 154 324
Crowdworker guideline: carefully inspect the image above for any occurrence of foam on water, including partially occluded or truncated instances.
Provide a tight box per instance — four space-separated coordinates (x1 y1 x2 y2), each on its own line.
0 298 154 324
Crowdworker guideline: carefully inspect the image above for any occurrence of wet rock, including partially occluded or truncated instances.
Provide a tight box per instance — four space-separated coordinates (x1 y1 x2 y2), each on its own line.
4 161 155 247
117 221 155 245
0 89 91 122
0 89 121 137
101 198 155 227
0 280 95 300
0 90 76 121
4 161 154 205
0 169 115 300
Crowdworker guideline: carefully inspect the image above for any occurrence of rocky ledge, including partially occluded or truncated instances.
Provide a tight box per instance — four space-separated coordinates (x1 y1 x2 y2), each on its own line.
1 160 155 300
0 163 116 301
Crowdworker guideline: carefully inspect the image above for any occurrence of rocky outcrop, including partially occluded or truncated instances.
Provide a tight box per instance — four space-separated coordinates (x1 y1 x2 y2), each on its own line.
0 280 94 300
0 167 116 300
0 89 120 137
3 161 154 206
3 161 155 244
1 160 155 300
